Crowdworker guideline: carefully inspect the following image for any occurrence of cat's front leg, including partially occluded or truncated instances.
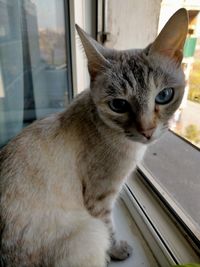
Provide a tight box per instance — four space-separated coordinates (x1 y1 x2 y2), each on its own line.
109 231 133 261
104 216 133 261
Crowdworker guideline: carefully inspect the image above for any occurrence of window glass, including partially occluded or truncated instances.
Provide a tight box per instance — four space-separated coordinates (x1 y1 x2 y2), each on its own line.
0 0 71 147
143 131 200 238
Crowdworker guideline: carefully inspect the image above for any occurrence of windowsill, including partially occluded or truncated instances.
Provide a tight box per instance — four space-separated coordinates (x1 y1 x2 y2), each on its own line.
109 198 160 267
142 130 200 238
124 171 200 265
110 131 200 266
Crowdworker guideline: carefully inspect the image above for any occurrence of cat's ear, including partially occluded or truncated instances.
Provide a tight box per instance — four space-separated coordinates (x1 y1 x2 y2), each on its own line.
149 8 188 65
75 24 111 80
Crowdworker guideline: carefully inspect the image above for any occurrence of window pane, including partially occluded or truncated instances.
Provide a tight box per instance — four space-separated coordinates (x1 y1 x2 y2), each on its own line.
0 0 71 147
143 131 200 238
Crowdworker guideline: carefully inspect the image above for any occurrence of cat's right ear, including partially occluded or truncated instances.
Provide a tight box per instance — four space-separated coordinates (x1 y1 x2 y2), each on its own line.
75 25 111 80
149 8 188 65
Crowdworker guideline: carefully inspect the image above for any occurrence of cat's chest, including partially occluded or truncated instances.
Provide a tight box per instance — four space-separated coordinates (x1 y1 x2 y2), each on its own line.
103 140 146 177
83 182 120 218
82 142 146 217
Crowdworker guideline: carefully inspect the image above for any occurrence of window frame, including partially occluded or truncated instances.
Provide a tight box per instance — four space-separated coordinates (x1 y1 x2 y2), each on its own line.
136 162 200 247
122 176 200 265
64 0 74 102
121 130 200 265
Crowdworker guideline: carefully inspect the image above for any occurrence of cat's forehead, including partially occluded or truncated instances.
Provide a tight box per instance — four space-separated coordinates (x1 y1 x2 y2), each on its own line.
104 50 154 98
107 49 147 70
104 49 184 98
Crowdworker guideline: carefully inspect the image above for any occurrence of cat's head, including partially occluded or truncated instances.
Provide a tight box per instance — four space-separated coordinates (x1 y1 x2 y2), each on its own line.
76 9 188 144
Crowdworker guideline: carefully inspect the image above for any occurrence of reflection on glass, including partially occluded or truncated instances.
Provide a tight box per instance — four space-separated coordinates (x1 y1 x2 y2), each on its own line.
169 10 200 149
0 0 70 147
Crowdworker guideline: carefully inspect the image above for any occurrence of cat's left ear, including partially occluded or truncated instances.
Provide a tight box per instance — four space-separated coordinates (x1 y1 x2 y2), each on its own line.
75 24 111 80
149 8 188 65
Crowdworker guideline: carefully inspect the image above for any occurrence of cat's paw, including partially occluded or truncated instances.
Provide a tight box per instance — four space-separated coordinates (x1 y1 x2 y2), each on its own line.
109 240 133 261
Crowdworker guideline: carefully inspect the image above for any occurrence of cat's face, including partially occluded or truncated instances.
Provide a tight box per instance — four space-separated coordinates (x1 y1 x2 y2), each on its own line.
91 50 185 143
76 8 188 143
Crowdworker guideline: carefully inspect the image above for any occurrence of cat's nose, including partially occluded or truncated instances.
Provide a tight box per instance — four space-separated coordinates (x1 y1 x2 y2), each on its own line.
141 128 155 140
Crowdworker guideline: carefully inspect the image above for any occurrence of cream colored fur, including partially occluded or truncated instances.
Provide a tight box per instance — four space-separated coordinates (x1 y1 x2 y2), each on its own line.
0 92 146 266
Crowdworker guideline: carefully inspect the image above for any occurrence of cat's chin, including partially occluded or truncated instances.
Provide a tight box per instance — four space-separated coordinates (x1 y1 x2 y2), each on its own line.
126 135 159 144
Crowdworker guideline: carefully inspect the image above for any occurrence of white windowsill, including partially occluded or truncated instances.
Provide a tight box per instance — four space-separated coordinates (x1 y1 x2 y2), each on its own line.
109 198 160 267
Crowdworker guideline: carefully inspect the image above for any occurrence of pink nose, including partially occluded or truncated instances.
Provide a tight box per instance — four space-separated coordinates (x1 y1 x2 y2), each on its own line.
141 128 155 140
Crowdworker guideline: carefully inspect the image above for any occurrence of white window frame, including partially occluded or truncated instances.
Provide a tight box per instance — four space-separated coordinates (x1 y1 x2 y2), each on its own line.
121 165 200 265
69 0 93 95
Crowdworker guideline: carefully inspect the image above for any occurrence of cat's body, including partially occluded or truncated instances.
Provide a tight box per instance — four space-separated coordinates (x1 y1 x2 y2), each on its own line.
0 9 188 267
0 90 145 267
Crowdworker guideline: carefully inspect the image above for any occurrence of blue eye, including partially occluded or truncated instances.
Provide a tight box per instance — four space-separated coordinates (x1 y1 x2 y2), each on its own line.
155 88 174 105
108 99 130 113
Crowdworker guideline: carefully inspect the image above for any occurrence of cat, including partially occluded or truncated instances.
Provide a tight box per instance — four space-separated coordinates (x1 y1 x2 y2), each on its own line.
0 8 188 267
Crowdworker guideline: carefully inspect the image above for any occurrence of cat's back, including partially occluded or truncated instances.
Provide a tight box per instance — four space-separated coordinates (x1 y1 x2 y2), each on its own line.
0 110 84 210
0 113 64 179
0 105 101 267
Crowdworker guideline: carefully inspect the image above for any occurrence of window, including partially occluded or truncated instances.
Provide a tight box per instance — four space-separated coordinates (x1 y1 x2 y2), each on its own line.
141 132 200 240
0 0 73 147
